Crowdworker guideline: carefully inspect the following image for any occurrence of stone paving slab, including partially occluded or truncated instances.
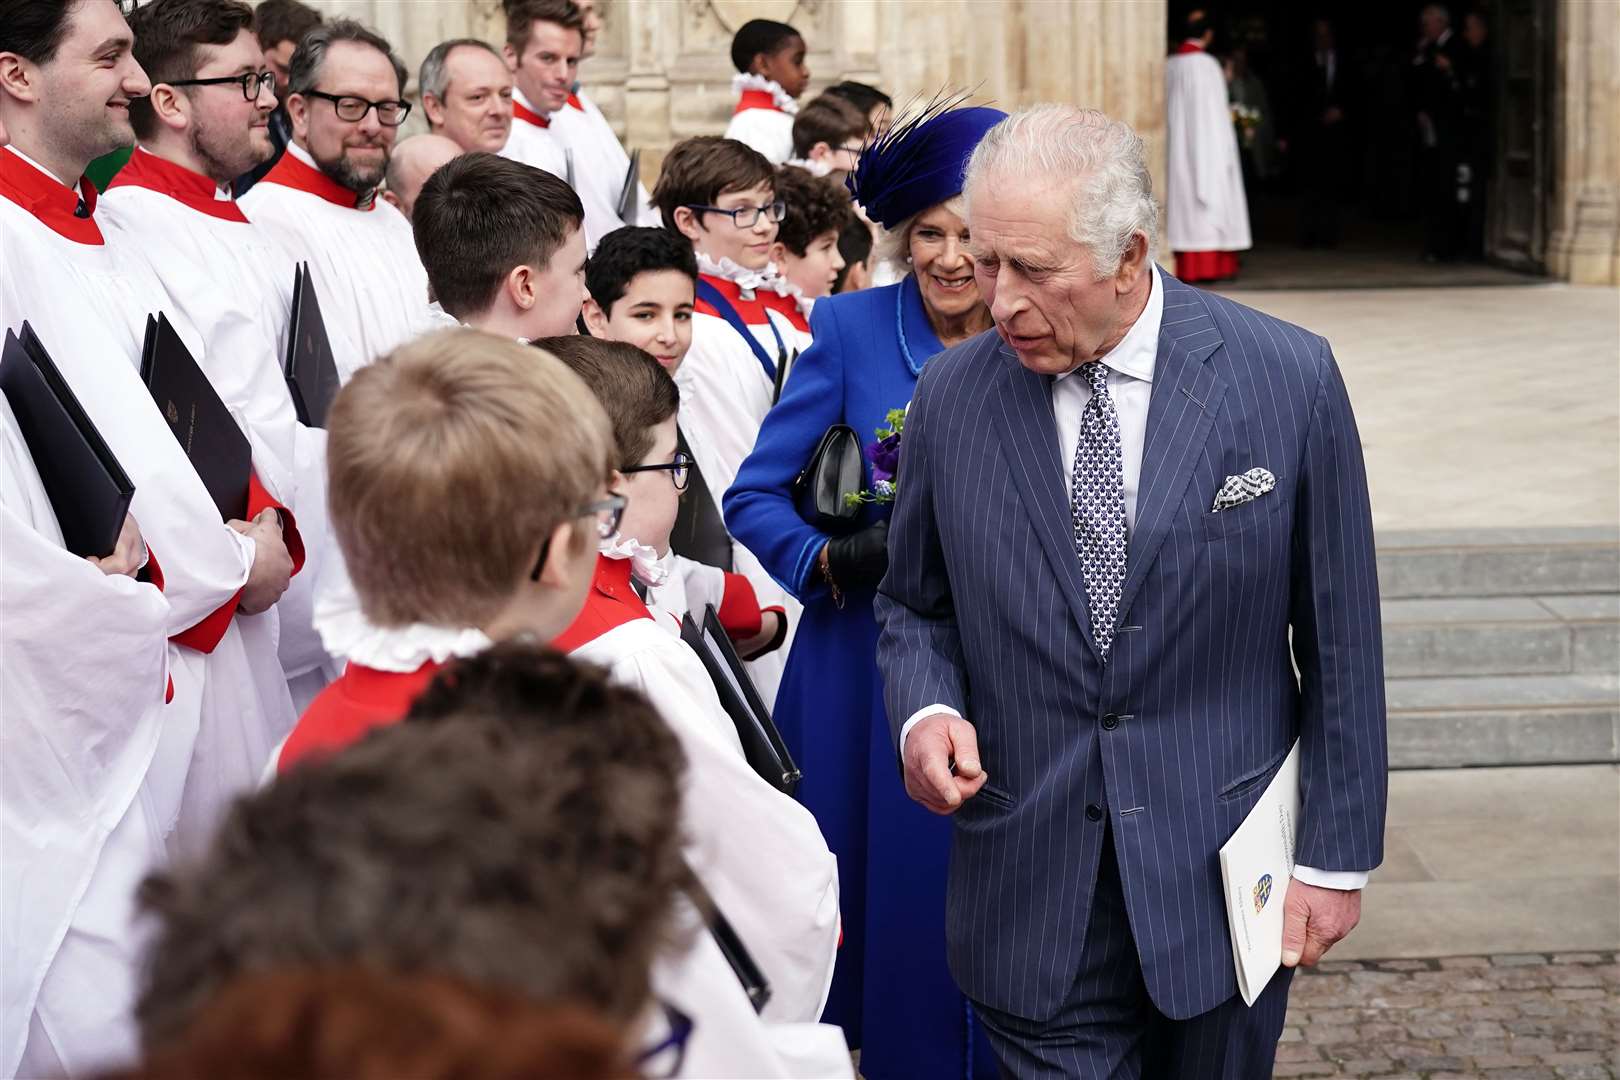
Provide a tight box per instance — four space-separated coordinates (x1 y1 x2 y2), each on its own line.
1280 953 1619 1078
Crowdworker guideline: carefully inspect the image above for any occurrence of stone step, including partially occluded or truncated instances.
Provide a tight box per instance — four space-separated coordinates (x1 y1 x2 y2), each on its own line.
1377 527 1620 600
1382 594 1619 677
1387 672 1620 769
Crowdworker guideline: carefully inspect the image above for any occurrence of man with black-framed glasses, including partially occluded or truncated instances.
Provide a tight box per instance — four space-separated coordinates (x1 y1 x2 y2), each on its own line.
239 18 431 378
103 0 360 722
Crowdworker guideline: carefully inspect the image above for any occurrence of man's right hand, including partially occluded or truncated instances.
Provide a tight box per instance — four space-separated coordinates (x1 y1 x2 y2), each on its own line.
903 712 988 815
230 508 293 615
88 513 147 578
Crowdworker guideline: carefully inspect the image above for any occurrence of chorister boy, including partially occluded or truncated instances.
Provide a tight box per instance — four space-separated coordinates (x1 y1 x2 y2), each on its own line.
650 136 805 702
582 225 786 660
722 18 808 165
771 165 855 309
787 92 868 185
275 328 615 771
538 334 841 1036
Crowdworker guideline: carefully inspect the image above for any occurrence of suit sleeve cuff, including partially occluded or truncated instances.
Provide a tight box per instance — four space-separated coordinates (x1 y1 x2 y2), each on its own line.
1293 864 1369 891
899 703 962 755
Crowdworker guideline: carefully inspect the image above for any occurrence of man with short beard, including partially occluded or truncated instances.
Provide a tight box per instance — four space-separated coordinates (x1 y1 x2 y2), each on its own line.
239 18 429 375
102 0 350 711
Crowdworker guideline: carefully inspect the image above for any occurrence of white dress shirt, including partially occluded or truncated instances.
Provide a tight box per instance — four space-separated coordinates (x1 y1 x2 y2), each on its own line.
897 265 1365 891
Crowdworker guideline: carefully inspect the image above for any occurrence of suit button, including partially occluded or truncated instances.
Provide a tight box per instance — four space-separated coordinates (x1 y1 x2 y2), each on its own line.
1086 804 1103 822
1101 713 1120 730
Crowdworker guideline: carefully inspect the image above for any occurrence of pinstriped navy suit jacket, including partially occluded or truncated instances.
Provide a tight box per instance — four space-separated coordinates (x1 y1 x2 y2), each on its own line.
874 274 1387 1024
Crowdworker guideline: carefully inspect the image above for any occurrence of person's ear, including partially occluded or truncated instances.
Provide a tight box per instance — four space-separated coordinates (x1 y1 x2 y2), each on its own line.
748 52 768 77
769 240 788 265
808 140 832 164
421 92 446 129
381 189 404 213
503 42 520 73
671 204 703 243
581 296 611 337
507 263 536 311
285 91 310 142
532 519 584 589
0 53 42 105
148 84 189 132
1114 232 1150 294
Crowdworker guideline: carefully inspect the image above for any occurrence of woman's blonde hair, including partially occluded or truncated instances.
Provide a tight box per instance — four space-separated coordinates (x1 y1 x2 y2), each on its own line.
326 329 613 628
872 193 968 275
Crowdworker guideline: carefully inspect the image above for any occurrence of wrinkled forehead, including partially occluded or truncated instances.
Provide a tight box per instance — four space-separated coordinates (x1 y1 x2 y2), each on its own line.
314 40 400 98
964 172 1074 256
523 21 584 59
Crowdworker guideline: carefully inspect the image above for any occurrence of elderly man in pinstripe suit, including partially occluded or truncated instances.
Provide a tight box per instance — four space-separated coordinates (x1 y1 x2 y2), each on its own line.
875 105 1387 1079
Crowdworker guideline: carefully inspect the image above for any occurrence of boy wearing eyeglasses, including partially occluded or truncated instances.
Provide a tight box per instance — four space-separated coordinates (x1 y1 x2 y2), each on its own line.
651 135 807 706
536 337 845 1062
238 18 430 375
273 329 616 774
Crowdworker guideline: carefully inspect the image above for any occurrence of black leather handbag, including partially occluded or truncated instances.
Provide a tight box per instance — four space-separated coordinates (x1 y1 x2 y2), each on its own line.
792 423 864 534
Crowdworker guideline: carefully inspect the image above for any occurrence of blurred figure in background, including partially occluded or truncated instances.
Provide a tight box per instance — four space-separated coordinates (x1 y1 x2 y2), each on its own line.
1166 9 1251 282
1294 17 1352 248
381 132 461 220
1412 3 1463 261
235 0 320 193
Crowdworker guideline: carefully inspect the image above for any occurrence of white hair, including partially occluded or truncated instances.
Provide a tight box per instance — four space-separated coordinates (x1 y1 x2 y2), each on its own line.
963 104 1160 277
872 194 967 275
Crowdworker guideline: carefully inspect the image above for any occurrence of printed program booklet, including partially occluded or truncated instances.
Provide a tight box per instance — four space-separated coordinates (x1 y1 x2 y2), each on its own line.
1218 739 1301 1005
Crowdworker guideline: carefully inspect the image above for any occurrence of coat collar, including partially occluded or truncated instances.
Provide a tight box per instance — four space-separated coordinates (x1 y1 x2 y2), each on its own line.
260 140 376 210
0 146 102 244
108 146 248 223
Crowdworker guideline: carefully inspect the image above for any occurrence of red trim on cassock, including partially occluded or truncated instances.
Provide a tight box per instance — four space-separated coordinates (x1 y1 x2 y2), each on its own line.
1173 250 1240 283
715 571 764 640
1175 40 1206 54
761 290 810 334
734 89 785 115
259 148 372 210
565 92 585 112
169 470 304 653
550 555 655 653
513 99 551 128
695 274 783 327
108 148 249 223
278 659 446 773
0 149 103 244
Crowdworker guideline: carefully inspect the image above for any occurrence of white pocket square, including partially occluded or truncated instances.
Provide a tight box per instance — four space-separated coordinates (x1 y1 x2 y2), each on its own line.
1211 468 1276 512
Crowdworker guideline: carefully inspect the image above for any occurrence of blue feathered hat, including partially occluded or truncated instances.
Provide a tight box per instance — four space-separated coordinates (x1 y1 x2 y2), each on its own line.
847 93 1006 230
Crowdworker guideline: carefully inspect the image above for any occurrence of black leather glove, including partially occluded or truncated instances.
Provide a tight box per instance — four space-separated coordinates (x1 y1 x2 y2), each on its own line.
825 520 890 591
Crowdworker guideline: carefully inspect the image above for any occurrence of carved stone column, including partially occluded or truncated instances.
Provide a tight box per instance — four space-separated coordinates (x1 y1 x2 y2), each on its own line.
1547 0 1619 284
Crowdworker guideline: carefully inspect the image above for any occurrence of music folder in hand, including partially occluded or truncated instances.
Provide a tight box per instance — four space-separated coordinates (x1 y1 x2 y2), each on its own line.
140 312 252 522
616 148 642 225
0 323 135 558
679 604 802 796
284 261 341 428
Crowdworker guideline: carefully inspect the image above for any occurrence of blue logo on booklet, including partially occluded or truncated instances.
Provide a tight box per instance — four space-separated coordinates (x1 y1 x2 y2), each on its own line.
1253 873 1273 914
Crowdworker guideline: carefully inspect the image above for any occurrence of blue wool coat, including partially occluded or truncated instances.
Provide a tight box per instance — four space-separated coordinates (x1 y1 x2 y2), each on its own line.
725 275 998 1080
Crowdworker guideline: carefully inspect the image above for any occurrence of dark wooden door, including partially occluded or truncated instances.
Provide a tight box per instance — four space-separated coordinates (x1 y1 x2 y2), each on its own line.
1487 0 1552 271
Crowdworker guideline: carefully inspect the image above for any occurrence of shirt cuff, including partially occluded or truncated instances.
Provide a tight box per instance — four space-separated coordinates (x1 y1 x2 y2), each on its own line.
899 703 962 755
1293 864 1370 891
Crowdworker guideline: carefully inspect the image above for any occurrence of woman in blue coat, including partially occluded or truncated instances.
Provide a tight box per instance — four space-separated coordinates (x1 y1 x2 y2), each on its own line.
724 101 1004 1080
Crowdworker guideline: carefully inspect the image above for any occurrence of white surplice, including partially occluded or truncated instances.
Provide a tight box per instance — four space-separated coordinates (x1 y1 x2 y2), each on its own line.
100 148 342 694
1165 45 1252 252
0 399 171 1080
0 148 297 861
646 899 853 1079
568 614 839 1025
499 87 570 182
548 89 660 251
238 141 431 376
723 74 797 165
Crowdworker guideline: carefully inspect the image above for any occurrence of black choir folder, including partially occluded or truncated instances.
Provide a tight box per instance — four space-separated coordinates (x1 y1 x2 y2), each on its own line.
680 604 802 796
140 312 252 523
616 148 642 225
0 323 134 558
284 262 341 428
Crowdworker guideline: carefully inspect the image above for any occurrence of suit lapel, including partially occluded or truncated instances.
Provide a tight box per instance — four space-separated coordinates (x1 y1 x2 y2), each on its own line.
1116 277 1228 622
990 343 1103 660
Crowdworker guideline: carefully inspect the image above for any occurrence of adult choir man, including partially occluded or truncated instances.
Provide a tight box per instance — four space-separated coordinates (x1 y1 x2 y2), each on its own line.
1 0 304 987
547 0 660 248
380 132 461 221
497 0 578 183
101 0 344 711
232 0 318 194
238 18 429 376
418 38 513 155
1165 9 1252 284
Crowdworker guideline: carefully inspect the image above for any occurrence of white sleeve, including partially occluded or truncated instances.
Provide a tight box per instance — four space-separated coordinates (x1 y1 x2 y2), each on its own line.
1292 865 1370 890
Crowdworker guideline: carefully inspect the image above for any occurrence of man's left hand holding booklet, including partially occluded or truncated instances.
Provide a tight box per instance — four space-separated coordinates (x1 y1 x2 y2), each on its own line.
1219 740 1302 1006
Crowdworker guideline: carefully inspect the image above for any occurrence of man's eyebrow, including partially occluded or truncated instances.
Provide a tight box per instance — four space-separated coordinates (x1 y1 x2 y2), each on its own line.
92 35 133 54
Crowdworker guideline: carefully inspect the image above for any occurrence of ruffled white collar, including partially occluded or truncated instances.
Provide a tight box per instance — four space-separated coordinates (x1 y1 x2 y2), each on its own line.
600 531 669 587
785 155 832 178
732 73 799 115
696 251 795 300
320 609 493 674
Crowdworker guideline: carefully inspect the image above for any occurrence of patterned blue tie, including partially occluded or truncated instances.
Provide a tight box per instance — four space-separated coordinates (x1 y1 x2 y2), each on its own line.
1070 362 1129 660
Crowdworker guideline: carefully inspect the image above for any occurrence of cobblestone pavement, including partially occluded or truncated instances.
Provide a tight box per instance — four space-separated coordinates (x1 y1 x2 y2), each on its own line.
1279 952 1619 1079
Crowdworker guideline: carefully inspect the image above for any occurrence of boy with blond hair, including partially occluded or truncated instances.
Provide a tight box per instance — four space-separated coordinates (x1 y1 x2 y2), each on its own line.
275 328 617 770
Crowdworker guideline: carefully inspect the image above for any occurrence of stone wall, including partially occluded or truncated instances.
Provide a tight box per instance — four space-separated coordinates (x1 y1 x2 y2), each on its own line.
1546 0 1619 285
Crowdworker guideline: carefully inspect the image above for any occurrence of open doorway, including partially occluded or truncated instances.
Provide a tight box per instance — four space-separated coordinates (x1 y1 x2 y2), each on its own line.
1175 0 1552 289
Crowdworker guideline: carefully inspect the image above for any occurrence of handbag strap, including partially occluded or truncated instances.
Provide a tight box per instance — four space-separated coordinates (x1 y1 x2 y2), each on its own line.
695 278 783 385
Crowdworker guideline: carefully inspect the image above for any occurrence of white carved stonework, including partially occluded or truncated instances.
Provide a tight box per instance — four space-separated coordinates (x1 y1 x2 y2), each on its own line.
708 0 802 32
